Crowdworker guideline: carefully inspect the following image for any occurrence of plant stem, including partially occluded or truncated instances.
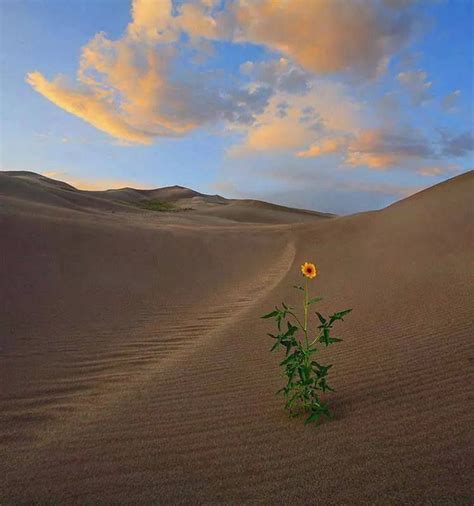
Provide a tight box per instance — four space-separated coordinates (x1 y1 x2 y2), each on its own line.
304 278 309 348
303 278 311 412
309 332 323 347
288 311 304 331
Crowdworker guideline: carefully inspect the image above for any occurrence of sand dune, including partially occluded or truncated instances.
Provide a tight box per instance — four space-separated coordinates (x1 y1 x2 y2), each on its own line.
1 170 473 503
0 171 330 225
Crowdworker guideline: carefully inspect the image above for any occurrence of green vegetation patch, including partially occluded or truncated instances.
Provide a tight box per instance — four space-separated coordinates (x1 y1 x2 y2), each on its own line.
135 199 178 212
116 199 192 212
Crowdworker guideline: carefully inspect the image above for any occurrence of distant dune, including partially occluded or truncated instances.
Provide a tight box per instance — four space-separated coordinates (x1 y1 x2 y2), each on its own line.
1 170 473 503
0 171 333 224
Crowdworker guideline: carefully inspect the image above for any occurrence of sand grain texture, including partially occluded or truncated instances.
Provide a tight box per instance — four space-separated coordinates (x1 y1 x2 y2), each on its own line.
1 171 473 504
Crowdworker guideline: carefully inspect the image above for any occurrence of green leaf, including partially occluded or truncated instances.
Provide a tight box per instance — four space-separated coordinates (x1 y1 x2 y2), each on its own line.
276 315 283 330
320 327 330 346
293 285 304 291
307 297 323 306
316 312 327 325
262 310 278 319
304 411 321 425
318 378 335 392
280 354 297 366
286 321 298 336
312 362 332 375
270 341 280 352
329 308 352 324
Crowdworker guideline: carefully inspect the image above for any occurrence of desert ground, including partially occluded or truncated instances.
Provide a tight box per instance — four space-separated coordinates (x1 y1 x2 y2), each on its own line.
1 170 473 503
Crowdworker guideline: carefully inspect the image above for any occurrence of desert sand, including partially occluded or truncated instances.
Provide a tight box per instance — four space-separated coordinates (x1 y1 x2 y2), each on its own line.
1 170 473 503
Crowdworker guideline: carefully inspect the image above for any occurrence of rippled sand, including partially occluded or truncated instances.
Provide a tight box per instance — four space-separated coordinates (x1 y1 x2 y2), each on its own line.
1 170 473 503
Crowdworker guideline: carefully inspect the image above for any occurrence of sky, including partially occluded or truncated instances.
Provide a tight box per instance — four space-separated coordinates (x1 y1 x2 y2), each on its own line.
0 0 473 214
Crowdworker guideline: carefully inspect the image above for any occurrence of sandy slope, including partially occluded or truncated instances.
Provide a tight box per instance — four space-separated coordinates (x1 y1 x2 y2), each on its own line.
0 171 332 224
1 171 473 503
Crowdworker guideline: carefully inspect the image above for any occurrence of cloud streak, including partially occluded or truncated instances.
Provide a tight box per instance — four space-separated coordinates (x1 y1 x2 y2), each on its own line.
41 171 153 190
296 128 436 170
27 71 157 145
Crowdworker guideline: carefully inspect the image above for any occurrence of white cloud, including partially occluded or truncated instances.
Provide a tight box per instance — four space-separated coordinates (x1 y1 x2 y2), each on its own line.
397 69 432 105
441 90 461 112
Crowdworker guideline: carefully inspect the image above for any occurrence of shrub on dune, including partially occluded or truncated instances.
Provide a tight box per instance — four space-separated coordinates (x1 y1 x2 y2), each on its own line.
262 262 352 425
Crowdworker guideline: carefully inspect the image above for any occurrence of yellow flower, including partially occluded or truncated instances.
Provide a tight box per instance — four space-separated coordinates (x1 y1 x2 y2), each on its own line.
301 262 317 279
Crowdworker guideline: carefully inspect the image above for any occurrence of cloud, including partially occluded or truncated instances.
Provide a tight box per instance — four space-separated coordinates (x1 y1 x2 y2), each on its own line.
297 128 435 170
28 19 272 144
177 2 223 40
209 179 239 196
441 90 461 112
41 170 153 190
127 0 178 43
26 0 420 145
397 69 432 105
416 165 459 177
77 31 272 130
441 131 474 157
297 137 347 158
383 0 416 8
241 58 312 94
228 82 364 156
346 128 434 169
126 0 417 81
213 165 423 214
265 169 419 198
232 0 416 79
27 71 157 145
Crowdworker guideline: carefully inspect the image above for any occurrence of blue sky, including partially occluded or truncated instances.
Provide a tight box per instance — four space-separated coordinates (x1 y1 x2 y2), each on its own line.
0 0 472 213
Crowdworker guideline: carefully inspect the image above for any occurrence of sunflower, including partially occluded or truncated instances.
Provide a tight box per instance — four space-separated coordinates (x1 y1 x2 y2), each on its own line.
301 262 317 279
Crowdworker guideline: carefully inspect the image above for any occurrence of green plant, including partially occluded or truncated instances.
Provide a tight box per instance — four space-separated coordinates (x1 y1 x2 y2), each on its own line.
262 262 352 425
135 199 178 212
116 199 193 212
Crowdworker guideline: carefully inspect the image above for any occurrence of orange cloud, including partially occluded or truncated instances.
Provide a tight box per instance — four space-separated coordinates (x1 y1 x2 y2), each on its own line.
345 151 398 170
416 165 459 177
26 0 416 145
41 171 153 190
127 0 414 81
77 34 199 136
229 84 363 156
27 5 270 145
26 71 155 145
345 129 433 169
297 137 347 158
127 0 177 42
177 3 220 39
233 0 414 79
296 128 434 170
